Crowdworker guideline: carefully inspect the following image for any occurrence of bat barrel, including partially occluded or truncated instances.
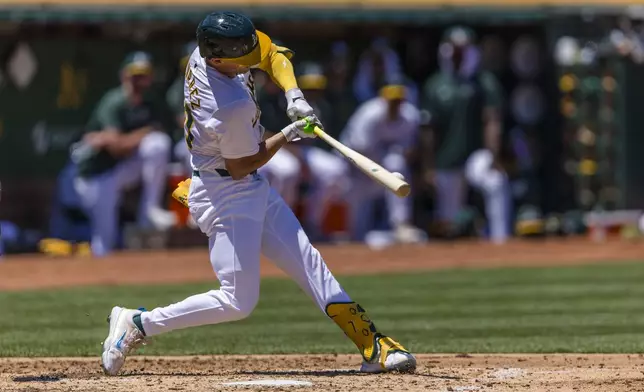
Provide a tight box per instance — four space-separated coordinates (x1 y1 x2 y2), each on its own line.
313 126 411 198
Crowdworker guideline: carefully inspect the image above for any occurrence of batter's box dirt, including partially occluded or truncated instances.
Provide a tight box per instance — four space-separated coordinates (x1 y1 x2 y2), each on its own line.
2 354 644 392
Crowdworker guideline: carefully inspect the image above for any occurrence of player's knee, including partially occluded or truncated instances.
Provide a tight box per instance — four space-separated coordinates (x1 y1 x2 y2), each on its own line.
140 131 172 157
222 284 259 319
233 291 259 319
237 295 259 319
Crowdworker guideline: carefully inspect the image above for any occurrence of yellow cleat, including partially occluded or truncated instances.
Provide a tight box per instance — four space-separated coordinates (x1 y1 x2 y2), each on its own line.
359 335 416 374
172 178 191 208
326 302 416 373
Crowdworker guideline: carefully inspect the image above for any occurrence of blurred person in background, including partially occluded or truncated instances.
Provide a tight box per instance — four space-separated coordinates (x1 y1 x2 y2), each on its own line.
71 51 176 257
608 14 644 63
407 109 436 232
340 77 426 246
324 41 357 141
353 38 419 106
167 42 198 174
423 26 511 243
259 63 349 241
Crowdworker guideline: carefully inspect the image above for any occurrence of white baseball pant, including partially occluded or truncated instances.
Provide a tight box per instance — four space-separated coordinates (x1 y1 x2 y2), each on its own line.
139 171 351 335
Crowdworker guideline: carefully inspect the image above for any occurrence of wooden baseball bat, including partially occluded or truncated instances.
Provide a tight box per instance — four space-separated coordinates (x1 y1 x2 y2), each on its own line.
310 125 411 198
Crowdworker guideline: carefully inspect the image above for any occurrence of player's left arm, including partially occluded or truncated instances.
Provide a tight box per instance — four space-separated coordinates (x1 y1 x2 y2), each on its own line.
257 44 317 124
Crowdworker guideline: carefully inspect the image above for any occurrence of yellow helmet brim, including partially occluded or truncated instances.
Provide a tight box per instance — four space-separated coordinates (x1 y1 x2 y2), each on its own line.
219 30 272 67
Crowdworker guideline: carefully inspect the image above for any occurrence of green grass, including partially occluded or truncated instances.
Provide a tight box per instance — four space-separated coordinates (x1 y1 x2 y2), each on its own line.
2 260 644 356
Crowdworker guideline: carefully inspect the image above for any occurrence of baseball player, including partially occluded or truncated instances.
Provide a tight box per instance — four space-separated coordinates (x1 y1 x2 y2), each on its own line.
423 26 511 243
71 52 176 256
101 12 416 376
340 80 426 244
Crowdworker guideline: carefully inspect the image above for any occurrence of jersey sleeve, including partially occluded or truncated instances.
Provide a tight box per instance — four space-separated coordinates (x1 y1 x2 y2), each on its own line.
213 100 261 159
256 44 298 92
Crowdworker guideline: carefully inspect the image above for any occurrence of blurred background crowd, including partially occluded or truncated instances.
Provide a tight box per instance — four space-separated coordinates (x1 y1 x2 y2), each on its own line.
2 1 644 257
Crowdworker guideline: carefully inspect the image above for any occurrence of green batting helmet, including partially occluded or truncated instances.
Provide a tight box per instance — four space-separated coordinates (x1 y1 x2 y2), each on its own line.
196 11 272 67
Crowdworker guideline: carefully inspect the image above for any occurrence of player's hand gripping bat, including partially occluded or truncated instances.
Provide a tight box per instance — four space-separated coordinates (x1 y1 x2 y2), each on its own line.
172 121 412 209
304 121 411 198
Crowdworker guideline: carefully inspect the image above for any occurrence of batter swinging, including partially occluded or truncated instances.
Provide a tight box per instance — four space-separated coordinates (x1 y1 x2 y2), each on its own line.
101 11 416 375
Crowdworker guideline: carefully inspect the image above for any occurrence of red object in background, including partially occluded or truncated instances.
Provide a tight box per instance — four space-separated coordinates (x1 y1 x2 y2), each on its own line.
296 198 349 236
167 163 190 228
323 201 348 235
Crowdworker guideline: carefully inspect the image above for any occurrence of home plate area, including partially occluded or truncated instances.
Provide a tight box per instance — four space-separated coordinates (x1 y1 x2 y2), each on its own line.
221 379 314 387
2 354 644 391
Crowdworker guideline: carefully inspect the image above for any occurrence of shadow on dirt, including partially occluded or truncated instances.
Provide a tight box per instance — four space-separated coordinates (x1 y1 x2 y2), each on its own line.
12 375 64 382
119 372 212 377
238 370 360 377
238 370 461 380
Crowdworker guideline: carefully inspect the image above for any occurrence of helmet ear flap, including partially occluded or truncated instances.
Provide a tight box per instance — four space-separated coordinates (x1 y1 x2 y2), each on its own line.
204 38 218 58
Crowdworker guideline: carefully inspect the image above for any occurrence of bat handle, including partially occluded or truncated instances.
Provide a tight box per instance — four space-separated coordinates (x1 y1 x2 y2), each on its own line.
312 126 324 137
303 118 324 136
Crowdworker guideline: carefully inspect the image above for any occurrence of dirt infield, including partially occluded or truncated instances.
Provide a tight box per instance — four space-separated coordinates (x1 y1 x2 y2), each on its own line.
2 238 644 291
2 354 644 392
2 239 644 391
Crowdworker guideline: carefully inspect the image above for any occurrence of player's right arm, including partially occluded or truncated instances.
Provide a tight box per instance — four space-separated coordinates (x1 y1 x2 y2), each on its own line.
224 132 289 180
215 100 315 180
